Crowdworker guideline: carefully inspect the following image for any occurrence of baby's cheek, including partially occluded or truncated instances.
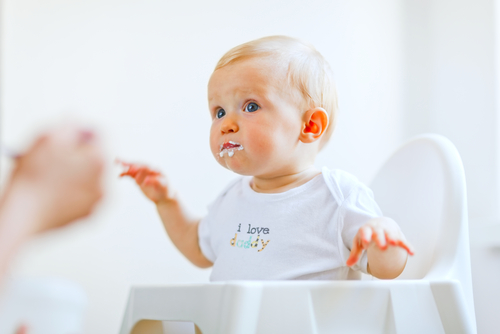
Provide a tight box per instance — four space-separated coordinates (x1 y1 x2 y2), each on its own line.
249 136 275 159
209 129 219 156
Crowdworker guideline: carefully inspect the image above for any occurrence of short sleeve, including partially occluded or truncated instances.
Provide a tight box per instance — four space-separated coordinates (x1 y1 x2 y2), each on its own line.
340 184 383 274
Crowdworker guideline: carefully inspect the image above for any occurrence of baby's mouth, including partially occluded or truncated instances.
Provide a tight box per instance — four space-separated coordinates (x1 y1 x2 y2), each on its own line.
219 141 244 157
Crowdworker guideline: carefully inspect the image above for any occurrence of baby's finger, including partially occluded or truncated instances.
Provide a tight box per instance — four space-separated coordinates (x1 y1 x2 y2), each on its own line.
360 226 373 248
142 176 153 186
346 233 364 266
372 227 387 249
143 175 161 186
346 248 361 266
134 168 151 185
119 168 133 177
384 230 399 246
396 239 415 255
137 167 162 182
119 165 139 178
385 231 415 255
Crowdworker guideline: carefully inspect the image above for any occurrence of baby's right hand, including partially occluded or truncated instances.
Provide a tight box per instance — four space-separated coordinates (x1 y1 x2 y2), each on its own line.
118 160 170 204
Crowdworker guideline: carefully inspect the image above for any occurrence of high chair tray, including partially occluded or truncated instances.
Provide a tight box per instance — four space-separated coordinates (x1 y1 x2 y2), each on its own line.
119 280 474 334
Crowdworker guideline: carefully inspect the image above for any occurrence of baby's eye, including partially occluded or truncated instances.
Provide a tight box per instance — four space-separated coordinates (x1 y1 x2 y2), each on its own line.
216 108 226 119
245 102 260 113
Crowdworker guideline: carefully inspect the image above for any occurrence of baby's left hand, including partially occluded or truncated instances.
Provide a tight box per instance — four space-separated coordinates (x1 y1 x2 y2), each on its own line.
346 217 414 267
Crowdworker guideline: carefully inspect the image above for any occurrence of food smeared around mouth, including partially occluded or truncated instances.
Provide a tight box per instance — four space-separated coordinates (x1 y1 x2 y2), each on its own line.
219 141 244 158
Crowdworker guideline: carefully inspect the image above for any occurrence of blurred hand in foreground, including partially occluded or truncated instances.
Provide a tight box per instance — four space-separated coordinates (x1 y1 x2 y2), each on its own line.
3 125 105 234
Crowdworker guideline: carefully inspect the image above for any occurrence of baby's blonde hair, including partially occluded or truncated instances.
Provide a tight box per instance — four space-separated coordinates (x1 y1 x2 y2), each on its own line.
214 35 338 149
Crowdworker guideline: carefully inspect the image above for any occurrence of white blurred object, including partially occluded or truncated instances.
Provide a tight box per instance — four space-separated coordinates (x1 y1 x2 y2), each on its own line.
119 134 476 334
162 321 196 334
0 144 20 158
0 277 87 334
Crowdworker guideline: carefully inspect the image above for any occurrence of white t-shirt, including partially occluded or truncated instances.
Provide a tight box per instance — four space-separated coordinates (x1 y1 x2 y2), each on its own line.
198 167 383 281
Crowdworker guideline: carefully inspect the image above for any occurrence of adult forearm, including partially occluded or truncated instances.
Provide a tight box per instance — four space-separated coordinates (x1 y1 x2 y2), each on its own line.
0 181 45 282
156 199 212 268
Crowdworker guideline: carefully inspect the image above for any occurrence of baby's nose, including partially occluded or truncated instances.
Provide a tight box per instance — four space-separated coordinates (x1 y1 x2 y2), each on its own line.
220 117 239 133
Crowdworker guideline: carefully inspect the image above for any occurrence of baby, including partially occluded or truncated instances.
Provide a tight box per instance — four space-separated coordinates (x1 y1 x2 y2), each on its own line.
120 36 413 281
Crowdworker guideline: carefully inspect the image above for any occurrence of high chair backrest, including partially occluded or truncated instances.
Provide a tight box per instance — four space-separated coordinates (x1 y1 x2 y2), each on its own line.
369 134 475 322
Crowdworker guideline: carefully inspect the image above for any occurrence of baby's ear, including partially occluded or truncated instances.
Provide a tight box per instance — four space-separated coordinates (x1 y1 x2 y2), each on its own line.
299 108 329 144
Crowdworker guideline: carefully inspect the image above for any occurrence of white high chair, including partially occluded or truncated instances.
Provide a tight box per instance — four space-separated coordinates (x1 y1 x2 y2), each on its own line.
119 134 476 334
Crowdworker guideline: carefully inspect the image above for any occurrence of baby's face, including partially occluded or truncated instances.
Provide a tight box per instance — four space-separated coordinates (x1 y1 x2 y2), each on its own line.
208 58 304 178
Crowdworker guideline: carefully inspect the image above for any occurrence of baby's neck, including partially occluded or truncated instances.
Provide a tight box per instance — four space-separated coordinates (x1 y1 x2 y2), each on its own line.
250 166 321 193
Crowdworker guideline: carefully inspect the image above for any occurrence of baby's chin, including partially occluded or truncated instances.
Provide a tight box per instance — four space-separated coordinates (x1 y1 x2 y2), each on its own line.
215 154 255 176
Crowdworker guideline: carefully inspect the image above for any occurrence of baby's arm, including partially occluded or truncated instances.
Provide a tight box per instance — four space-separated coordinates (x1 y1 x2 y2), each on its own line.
119 161 212 268
346 217 414 279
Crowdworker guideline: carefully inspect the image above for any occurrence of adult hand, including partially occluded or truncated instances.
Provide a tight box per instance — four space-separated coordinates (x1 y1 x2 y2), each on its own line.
7 126 104 234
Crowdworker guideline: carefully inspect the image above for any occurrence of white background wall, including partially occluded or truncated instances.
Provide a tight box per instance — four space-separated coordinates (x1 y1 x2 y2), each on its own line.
0 0 498 333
